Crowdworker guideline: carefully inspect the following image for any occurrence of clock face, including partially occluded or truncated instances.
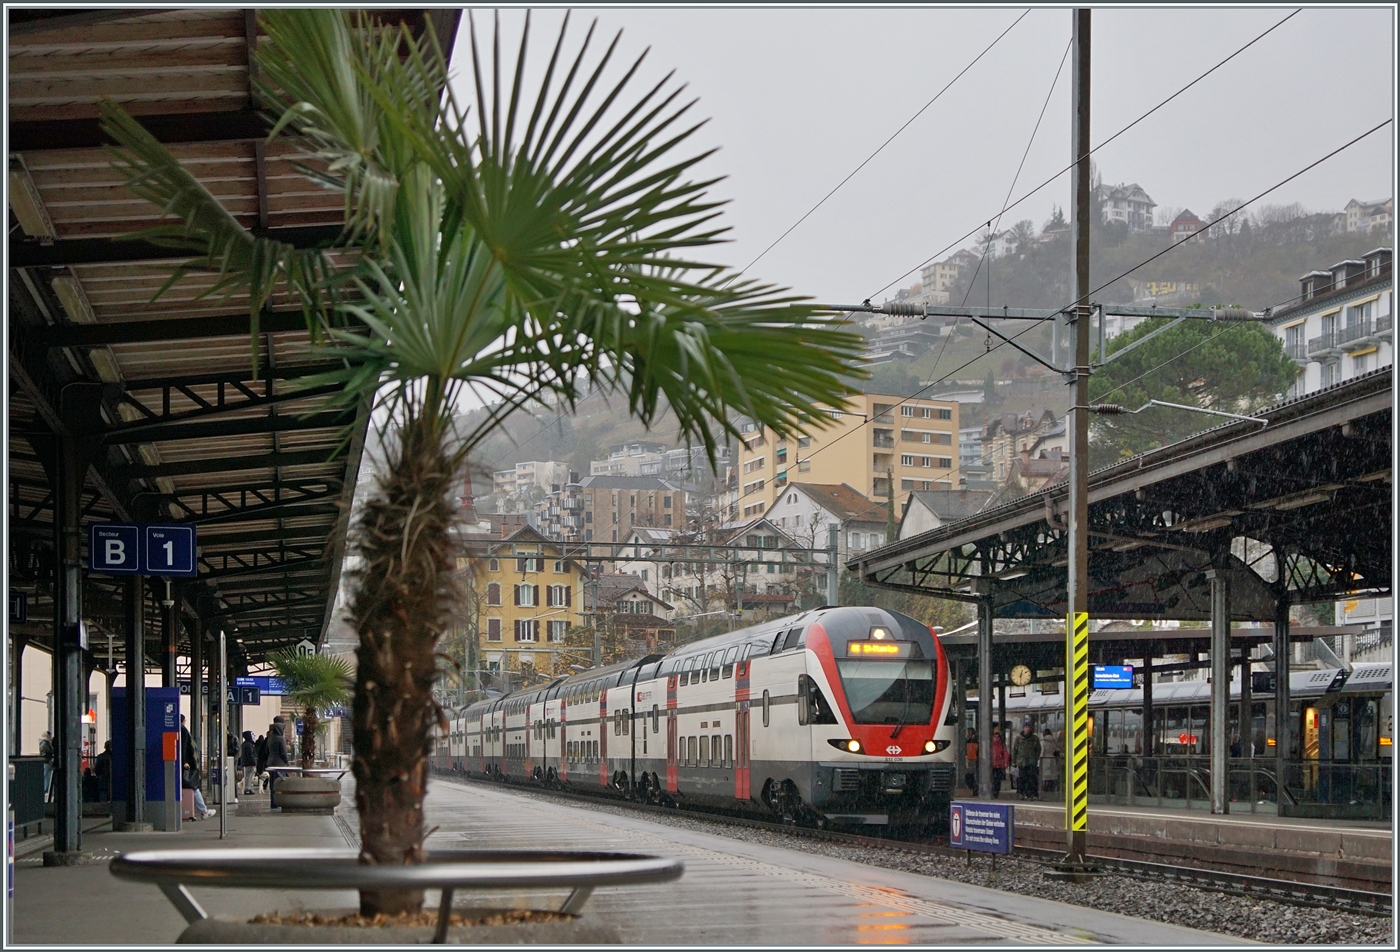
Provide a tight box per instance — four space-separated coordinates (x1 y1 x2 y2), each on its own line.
1010 664 1032 686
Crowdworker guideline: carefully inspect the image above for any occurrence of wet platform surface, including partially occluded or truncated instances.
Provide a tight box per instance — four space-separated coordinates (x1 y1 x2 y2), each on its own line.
420 779 1245 945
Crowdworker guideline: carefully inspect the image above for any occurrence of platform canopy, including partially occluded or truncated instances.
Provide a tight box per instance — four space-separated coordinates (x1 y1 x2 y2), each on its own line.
851 369 1392 622
7 7 461 667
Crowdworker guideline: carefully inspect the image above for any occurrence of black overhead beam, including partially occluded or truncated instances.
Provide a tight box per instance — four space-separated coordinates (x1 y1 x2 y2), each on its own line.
122 363 346 391
103 410 353 444
8 9 168 35
34 310 316 349
9 224 345 269
190 502 343 527
123 448 346 478
198 525 340 547
10 108 268 154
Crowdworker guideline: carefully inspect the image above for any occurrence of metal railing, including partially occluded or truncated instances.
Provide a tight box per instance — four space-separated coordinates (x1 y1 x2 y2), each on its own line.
1307 330 1339 355
1284 340 1308 361
1336 318 1376 346
872 435 895 448
1031 756 1390 817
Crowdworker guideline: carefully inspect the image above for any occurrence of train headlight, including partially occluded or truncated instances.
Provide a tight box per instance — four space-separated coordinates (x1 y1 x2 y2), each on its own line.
924 740 936 754
846 739 862 753
828 738 863 753
923 740 950 753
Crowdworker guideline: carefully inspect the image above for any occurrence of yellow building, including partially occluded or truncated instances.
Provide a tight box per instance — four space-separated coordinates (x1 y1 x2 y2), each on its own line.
464 525 586 679
736 393 959 518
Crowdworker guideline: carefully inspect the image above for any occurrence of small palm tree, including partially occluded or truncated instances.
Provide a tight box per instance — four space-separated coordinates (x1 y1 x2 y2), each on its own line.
101 10 866 915
269 650 353 769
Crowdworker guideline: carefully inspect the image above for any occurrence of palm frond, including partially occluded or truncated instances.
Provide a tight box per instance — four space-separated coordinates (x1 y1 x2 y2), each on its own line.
270 649 353 713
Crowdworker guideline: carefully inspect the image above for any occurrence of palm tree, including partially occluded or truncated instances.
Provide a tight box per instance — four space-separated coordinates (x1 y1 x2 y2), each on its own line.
269 650 353 770
101 10 866 915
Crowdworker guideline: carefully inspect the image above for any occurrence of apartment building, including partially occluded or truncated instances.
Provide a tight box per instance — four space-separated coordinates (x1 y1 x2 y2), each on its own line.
735 393 958 518
577 475 685 543
1099 182 1156 233
1269 247 1392 398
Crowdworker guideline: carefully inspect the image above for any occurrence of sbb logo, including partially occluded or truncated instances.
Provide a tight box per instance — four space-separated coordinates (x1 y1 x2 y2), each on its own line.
885 745 902 755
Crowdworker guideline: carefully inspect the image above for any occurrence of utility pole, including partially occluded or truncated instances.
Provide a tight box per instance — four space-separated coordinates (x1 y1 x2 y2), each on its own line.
1063 6 1093 870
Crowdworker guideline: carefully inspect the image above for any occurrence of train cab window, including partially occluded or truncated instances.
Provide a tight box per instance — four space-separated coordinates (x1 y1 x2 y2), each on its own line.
724 734 733 768
699 735 710 766
722 646 738 678
771 632 785 654
651 705 660 733
762 690 771 727
783 627 804 652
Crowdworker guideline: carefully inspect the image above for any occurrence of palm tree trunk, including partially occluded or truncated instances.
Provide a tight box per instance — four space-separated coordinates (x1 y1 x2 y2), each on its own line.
347 414 459 915
302 708 317 769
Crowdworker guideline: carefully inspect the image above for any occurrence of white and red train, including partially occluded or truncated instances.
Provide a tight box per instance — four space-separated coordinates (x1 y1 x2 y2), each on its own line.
431 606 957 827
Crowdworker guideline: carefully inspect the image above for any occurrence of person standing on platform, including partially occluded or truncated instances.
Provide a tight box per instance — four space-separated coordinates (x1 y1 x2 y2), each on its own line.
39 732 56 802
963 728 979 794
94 740 113 802
238 731 258 795
990 728 1009 798
255 733 269 790
1039 728 1059 795
266 720 290 809
180 715 216 819
1013 719 1041 799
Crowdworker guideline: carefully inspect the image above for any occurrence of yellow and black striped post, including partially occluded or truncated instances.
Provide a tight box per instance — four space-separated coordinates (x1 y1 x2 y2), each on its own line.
1065 611 1090 859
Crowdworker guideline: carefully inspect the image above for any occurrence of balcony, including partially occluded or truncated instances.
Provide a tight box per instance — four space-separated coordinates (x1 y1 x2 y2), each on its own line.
1306 331 1340 357
872 430 895 448
1283 340 1308 362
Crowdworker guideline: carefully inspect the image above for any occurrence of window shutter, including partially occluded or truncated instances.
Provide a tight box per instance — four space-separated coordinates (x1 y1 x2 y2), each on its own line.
546 586 554 607
565 586 572 607
514 584 521 606
534 585 540 606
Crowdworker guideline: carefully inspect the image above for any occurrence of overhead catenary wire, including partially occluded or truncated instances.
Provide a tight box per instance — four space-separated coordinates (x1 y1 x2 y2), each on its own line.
734 8 1032 280
791 116 1391 474
868 7 1305 301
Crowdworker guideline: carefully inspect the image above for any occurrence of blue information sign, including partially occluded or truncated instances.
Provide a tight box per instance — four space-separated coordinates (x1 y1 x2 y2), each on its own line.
949 801 1014 854
143 524 198 577
1092 664 1135 689
88 523 142 575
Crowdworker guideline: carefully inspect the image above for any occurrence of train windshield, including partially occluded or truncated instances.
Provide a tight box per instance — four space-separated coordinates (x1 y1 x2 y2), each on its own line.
835 659 935 725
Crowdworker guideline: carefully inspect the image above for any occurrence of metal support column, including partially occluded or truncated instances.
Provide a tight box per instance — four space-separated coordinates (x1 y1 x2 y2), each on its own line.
1240 644 1253 756
191 623 203 786
161 581 178 688
1208 569 1229 815
1062 5 1093 866
123 575 147 828
1141 647 1154 758
48 389 99 861
1273 599 1292 810
218 629 228 838
977 596 993 800
826 524 839 607
953 660 966 788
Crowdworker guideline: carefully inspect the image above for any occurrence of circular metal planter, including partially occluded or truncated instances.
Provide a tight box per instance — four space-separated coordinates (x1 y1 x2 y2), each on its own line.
110 848 684 943
265 768 347 814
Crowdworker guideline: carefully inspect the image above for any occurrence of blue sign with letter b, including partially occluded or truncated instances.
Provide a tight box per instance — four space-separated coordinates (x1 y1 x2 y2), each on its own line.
89 523 142 575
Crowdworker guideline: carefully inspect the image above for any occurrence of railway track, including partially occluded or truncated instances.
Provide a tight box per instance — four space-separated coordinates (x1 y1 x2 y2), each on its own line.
436 772 1392 918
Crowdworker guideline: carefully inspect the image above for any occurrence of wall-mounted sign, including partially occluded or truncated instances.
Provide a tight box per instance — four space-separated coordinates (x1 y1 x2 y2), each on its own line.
1091 665 1134 689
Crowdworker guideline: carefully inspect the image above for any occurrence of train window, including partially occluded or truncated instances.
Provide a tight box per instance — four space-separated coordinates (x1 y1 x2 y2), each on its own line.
711 734 721 766
593 740 599 762
783 627 803 652
771 632 786 654
652 705 660 733
724 734 733 768
623 713 630 736
722 646 738 678
710 653 722 680
688 735 697 766
699 735 710 766
796 676 809 726
762 690 771 727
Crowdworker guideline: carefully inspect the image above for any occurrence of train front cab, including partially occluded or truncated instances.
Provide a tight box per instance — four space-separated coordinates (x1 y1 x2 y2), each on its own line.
794 608 956 827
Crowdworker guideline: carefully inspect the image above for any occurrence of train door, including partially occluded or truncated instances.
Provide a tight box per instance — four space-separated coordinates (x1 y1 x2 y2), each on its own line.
666 673 678 793
734 654 751 800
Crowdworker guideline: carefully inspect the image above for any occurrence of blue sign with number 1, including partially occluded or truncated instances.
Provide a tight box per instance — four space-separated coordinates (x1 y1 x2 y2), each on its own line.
143 525 197 577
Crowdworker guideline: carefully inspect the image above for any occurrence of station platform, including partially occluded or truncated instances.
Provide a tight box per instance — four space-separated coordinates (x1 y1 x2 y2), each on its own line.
995 797 1391 891
10 792 358 946
15 778 1340 945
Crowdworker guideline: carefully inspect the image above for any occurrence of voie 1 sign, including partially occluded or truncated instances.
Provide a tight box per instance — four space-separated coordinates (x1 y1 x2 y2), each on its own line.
1092 665 1134 689
87 522 197 578
949 801 1014 854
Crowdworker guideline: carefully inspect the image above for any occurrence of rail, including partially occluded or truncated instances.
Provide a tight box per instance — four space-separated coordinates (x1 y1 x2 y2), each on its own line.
110 848 684 943
437 774 1390 917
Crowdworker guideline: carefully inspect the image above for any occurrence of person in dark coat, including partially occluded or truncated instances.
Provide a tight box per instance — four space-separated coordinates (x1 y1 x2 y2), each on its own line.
255 733 269 790
180 715 215 819
238 731 258 795
266 721 290 808
93 740 113 801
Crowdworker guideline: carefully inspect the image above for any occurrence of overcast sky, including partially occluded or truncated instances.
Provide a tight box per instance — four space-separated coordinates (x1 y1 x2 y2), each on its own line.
444 5 1394 306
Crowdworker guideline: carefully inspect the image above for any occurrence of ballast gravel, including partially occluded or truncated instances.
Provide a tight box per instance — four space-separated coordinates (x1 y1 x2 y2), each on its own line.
503 787 1393 945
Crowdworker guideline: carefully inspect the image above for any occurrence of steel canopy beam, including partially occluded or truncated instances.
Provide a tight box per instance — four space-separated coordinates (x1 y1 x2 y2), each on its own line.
9 225 346 269
122 449 346 478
